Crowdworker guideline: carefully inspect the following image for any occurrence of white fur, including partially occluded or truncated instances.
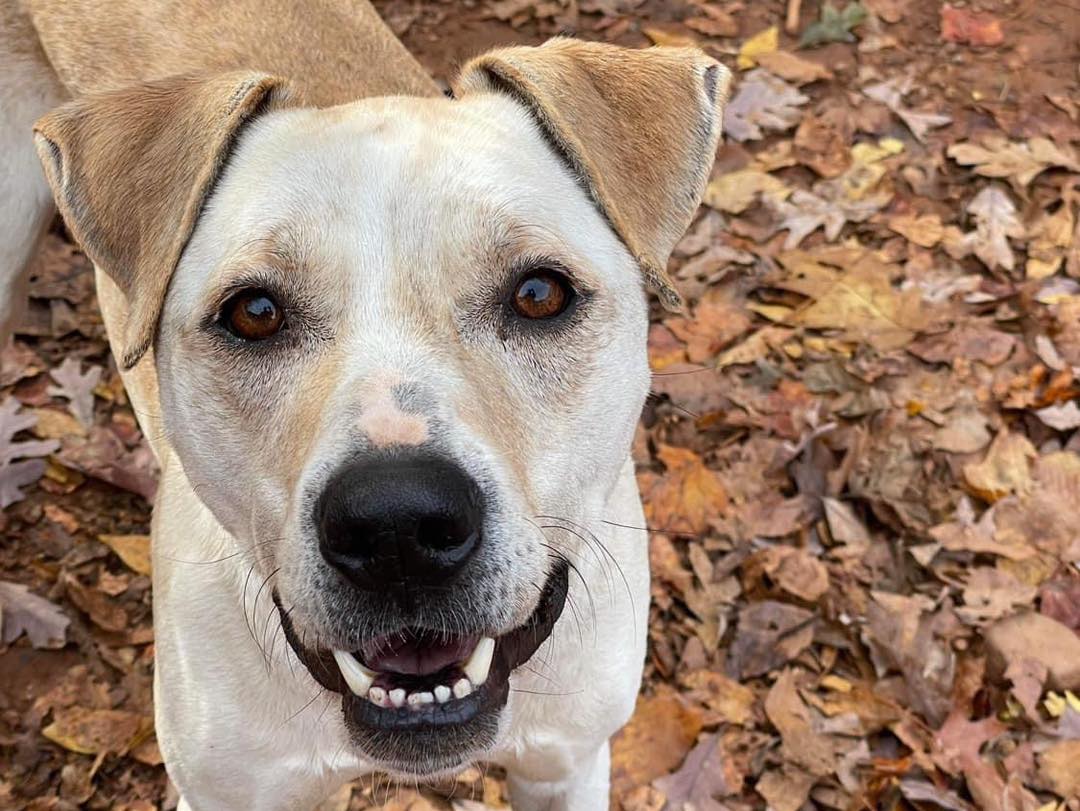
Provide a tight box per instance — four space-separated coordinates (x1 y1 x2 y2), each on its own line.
138 95 652 810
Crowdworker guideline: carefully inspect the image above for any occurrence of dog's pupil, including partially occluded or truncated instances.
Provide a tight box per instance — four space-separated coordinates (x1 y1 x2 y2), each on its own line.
514 272 566 318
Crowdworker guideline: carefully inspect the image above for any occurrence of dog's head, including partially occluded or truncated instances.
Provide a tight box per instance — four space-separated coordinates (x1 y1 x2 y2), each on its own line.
35 39 728 775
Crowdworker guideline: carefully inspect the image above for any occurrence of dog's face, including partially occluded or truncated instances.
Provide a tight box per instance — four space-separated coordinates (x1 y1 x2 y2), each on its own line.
155 93 649 771
34 40 728 776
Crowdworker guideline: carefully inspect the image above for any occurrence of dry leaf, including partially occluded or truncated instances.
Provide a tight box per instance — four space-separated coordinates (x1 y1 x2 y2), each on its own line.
950 137 1080 188
986 612 1080 691
887 212 944 247
680 670 756 726
723 69 809 142
727 601 815 679
1038 740 1080 798
940 4 1004 46
652 734 736 810
0 580 70 649
642 444 728 534
42 706 152 756
0 397 60 509
64 573 129 633
863 74 952 142
736 26 778 69
962 430 1036 502
765 668 835 775
1026 203 1075 279
963 185 1024 273
47 357 103 428
757 50 833 84
98 534 152 576
703 168 790 214
611 690 703 795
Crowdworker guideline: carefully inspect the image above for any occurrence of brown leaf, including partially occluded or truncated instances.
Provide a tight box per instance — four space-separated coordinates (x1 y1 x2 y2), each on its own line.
765 669 835 776
98 534 152 577
0 580 70 649
643 445 728 535
757 51 833 85
47 358 103 429
42 706 152 756
652 734 736 810
759 546 830 602
948 137 1079 188
940 4 1004 47
887 212 945 247
611 690 703 796
962 430 1036 502
793 105 852 177
1038 740 1080 798
986 612 1080 691
63 573 129 633
755 766 816 811
727 601 814 680
723 70 808 142
665 287 753 364
680 670 756 726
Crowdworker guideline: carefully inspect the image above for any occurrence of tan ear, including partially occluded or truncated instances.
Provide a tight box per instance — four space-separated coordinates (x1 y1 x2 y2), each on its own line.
455 38 730 311
33 72 293 369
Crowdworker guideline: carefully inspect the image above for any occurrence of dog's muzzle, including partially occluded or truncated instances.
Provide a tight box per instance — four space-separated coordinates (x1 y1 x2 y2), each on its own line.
274 452 569 773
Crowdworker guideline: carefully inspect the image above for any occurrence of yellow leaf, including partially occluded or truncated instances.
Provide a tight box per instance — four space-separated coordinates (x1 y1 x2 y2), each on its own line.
747 302 794 322
963 430 1037 502
98 534 152 576
642 26 698 48
737 26 778 70
42 707 152 756
703 168 790 214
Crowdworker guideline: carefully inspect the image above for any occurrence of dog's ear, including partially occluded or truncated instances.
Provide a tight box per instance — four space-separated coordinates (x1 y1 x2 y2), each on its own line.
33 72 293 369
455 39 730 310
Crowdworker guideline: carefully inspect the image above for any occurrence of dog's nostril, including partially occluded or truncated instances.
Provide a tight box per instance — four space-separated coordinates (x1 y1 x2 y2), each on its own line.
316 454 484 590
415 515 471 552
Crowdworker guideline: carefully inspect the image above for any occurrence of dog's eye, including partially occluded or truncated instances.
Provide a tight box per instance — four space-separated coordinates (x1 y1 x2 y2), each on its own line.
222 289 284 340
511 270 573 320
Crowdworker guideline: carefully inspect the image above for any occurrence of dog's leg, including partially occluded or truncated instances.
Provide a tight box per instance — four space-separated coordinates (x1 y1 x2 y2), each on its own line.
0 4 66 343
507 741 611 811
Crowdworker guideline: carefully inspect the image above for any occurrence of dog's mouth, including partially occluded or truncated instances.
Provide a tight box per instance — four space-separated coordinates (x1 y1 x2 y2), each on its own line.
274 561 569 771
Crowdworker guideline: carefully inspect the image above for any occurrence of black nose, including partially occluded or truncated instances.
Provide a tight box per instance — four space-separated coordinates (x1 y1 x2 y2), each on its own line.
316 455 484 590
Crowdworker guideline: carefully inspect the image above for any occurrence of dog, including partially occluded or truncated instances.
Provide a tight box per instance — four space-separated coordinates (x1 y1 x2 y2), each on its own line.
1 1 729 807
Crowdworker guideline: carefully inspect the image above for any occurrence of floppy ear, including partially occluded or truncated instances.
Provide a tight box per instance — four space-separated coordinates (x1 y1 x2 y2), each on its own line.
33 71 293 370
454 38 730 311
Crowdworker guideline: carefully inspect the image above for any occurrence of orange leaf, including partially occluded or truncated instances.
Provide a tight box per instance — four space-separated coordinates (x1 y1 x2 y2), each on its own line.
644 444 728 534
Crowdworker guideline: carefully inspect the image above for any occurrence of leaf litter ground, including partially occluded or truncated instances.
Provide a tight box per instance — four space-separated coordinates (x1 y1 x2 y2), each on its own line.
2 0 1079 808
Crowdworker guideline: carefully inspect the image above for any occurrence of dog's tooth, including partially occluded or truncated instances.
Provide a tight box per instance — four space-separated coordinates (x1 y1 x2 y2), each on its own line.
452 678 473 699
463 636 495 686
434 685 451 703
407 691 434 708
368 686 388 707
332 650 375 697
389 688 406 708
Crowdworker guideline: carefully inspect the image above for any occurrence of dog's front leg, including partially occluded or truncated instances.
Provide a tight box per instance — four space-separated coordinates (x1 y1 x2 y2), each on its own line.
507 742 610 811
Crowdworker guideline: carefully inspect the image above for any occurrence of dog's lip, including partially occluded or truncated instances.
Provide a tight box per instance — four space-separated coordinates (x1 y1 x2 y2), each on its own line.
272 560 570 733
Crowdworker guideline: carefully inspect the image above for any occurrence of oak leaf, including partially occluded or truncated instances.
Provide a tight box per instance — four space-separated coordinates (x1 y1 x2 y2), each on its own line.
0 397 59 509
948 136 1079 188
723 69 808 142
862 74 951 142
643 444 728 534
963 185 1024 272
0 580 70 649
47 357 103 428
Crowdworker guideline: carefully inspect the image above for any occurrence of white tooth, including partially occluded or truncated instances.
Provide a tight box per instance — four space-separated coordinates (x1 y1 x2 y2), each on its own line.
407 691 434 707
368 687 388 707
389 688 406 708
463 637 495 686
332 650 375 697
434 685 451 703
452 678 474 699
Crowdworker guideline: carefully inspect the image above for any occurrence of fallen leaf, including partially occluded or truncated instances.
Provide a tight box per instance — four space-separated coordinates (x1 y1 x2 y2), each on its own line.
757 50 833 84
703 168 790 214
680 670 757 726
933 410 991 454
64 573 129 633
962 430 1036 502
823 497 870 547
737 26 778 70
723 69 809 142
755 767 816 811
765 669 836 775
956 567 1037 626
42 706 152 756
769 186 888 248
47 357 103 428
0 397 60 509
863 75 952 142
0 580 70 649
727 601 815 679
948 137 1079 188
611 690 703 795
642 444 728 534
940 4 1004 47
98 534 152 576
759 546 830 602
800 1 867 48
642 26 698 48
986 612 1080 691
665 286 753 364
58 425 158 501
1026 203 1076 279
1038 740 1080 798
652 734 735 810
962 185 1024 273
684 9 737 38
887 212 945 247
794 105 853 177
1036 400 1080 431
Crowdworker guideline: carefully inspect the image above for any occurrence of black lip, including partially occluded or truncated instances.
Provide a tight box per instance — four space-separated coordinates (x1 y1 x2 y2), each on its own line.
273 561 569 750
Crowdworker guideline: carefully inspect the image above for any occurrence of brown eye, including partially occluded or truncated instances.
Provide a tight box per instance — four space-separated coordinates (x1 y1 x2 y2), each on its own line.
223 289 284 340
511 270 573 320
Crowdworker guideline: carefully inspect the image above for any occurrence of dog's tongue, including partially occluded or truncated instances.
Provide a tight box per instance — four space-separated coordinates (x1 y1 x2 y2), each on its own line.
359 631 479 676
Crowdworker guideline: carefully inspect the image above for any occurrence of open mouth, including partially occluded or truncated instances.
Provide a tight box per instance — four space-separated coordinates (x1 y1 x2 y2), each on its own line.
274 560 569 762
